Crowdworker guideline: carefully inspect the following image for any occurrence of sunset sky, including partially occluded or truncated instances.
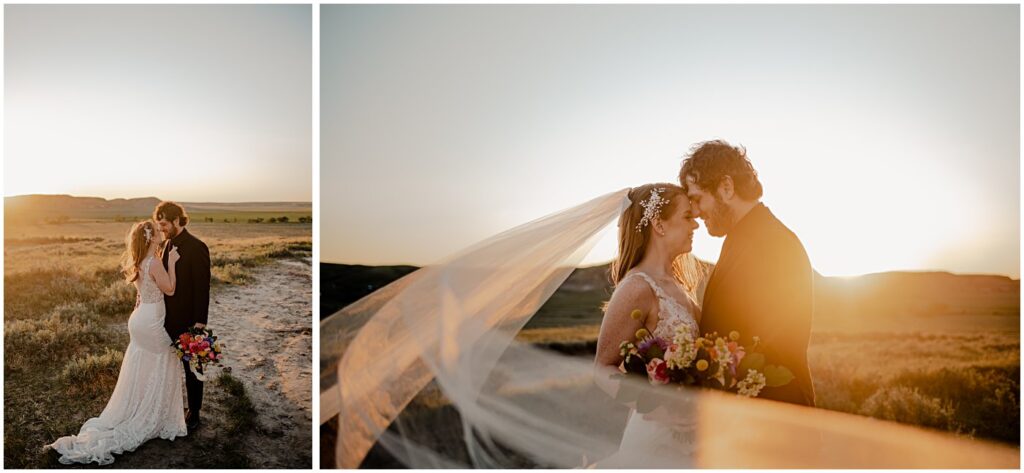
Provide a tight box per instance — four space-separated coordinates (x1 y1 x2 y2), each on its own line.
322 5 1018 278
5 5 312 202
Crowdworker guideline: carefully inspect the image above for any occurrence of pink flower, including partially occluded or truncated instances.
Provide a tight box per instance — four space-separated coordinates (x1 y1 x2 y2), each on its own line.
646 358 670 385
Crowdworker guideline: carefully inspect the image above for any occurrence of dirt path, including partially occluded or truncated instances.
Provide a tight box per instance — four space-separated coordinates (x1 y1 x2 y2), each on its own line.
211 257 313 467
105 257 312 469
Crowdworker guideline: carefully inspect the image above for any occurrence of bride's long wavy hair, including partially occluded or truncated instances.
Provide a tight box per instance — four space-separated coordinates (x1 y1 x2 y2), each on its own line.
120 220 156 283
610 183 703 297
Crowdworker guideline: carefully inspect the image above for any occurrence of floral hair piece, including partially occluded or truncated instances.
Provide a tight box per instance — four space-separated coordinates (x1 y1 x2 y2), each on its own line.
635 188 668 232
144 226 153 243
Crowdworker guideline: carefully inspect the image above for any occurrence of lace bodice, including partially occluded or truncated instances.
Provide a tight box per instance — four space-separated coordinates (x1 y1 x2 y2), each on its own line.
628 271 699 340
138 256 164 304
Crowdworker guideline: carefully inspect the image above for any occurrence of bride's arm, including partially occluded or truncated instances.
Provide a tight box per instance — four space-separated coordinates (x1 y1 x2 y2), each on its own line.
594 277 655 368
150 256 177 296
593 278 656 400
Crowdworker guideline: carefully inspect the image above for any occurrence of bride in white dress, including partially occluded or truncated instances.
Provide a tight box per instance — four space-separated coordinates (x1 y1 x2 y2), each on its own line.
594 183 703 467
47 220 188 465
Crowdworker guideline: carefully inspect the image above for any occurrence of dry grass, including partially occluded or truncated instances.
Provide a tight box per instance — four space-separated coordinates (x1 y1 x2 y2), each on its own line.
808 329 1019 443
516 325 600 343
60 348 124 392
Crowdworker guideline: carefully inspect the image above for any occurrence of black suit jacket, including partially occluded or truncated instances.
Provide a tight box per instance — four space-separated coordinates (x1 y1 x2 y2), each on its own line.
162 228 211 340
700 203 816 407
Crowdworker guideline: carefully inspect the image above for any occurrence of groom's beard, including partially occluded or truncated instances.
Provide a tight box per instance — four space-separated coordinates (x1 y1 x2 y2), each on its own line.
705 199 734 237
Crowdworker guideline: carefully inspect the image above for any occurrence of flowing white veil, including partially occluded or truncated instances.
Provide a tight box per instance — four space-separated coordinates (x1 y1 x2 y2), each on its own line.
320 188 1018 468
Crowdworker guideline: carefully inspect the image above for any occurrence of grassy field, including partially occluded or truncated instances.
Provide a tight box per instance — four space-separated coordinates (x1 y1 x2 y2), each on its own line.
320 263 1020 467
4 220 311 468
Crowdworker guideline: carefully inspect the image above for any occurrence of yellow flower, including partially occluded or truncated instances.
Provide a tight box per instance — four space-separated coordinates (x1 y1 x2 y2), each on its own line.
696 359 709 371
729 331 740 341
635 328 650 340
630 309 644 320
715 338 726 347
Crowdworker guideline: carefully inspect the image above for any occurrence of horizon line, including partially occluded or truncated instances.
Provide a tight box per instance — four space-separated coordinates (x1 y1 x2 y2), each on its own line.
319 259 1021 282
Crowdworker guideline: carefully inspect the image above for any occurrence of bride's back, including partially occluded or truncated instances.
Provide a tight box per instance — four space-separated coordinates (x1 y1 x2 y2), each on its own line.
136 256 163 304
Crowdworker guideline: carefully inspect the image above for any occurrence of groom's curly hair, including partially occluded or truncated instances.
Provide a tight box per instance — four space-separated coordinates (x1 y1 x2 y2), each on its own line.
153 201 189 226
679 140 763 201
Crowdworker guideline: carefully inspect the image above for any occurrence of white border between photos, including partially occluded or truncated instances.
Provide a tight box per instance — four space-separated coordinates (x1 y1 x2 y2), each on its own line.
312 1 322 470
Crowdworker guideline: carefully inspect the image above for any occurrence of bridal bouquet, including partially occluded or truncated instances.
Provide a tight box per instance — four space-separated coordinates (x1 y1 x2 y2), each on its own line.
613 311 792 408
172 327 224 381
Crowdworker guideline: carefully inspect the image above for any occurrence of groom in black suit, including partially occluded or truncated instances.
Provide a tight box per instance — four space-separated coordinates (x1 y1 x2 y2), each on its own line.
680 141 815 407
155 201 212 431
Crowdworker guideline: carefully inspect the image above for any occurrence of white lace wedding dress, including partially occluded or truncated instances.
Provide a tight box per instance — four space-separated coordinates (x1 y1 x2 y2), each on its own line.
599 271 702 468
48 255 187 465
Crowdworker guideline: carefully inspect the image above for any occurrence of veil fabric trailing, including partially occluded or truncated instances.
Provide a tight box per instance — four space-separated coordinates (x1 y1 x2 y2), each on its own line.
320 189 1018 469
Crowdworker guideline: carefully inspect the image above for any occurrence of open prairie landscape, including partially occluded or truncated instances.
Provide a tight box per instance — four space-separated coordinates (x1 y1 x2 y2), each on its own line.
5 203 313 468
320 263 1020 467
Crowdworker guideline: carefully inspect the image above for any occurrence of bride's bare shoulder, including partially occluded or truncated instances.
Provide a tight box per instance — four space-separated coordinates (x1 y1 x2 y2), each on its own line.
606 273 656 316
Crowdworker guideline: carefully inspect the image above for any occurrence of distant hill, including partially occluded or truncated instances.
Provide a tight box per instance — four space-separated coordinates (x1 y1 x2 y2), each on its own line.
815 270 1020 320
321 262 1020 325
320 264 419 318
5 194 311 222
